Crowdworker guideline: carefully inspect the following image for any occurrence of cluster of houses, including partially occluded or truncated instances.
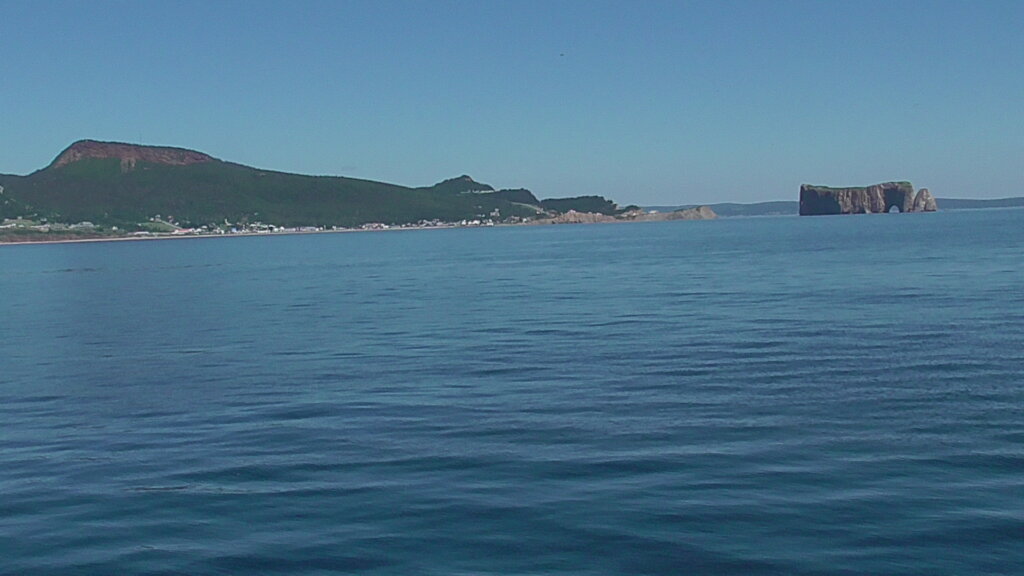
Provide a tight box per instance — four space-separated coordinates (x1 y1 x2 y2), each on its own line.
132 217 512 237
4 212 541 239
1 219 107 232
359 217 520 231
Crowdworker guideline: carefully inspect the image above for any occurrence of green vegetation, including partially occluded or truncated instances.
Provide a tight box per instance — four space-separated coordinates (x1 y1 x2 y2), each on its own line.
417 175 494 194
539 196 622 215
137 220 179 233
0 141 639 234
0 158 545 229
0 222 119 243
798 180 913 195
803 181 914 192
490 188 541 205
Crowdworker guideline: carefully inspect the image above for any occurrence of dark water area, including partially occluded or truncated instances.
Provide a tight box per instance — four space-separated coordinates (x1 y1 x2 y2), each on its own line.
2 210 1022 575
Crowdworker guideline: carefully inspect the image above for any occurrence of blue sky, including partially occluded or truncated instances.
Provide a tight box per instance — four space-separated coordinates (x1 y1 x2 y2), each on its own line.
1 0 1021 204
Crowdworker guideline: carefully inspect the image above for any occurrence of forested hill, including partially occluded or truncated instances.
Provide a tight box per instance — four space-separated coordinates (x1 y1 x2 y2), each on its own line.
0 140 622 229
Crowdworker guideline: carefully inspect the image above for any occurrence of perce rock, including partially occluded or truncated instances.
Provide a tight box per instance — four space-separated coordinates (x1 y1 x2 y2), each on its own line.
799 182 939 215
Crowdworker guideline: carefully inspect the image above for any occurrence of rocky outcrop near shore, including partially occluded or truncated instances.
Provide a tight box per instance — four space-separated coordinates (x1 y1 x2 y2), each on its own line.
542 210 618 224
618 206 718 221
540 206 717 224
661 205 717 220
799 182 938 215
912 188 938 212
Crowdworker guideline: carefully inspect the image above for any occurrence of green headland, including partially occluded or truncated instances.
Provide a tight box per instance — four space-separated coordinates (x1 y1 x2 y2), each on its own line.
0 140 643 242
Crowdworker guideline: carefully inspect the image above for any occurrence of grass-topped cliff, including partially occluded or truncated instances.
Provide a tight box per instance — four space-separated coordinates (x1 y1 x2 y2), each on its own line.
801 181 914 192
0 140 625 230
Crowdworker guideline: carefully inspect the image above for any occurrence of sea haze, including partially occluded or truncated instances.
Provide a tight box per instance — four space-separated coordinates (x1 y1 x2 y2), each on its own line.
1 210 1022 575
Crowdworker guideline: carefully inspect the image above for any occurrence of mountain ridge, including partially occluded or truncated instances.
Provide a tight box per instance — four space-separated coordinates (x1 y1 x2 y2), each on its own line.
0 140 628 230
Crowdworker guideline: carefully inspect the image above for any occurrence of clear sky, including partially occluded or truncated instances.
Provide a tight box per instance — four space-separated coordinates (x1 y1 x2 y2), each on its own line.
1 0 1021 204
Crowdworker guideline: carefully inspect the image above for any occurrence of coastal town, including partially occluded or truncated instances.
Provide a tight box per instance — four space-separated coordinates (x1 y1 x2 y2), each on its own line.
0 213 550 244
0 206 718 244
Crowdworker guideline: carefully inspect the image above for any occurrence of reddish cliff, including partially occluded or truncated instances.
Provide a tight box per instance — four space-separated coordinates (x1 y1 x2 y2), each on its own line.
799 182 937 215
48 140 216 170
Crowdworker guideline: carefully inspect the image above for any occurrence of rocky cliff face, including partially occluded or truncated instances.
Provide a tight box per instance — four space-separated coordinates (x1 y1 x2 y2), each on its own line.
48 140 216 171
799 182 938 215
912 188 938 212
619 206 718 221
662 205 717 220
542 210 618 224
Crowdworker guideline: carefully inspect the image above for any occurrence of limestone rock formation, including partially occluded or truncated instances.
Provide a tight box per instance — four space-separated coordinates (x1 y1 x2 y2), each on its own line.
799 182 938 215
619 206 718 221
662 205 717 220
546 206 719 224
912 188 938 212
543 210 618 224
539 205 717 225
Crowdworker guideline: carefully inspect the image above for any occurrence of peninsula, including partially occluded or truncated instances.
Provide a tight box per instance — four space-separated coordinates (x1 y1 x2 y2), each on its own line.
0 140 715 243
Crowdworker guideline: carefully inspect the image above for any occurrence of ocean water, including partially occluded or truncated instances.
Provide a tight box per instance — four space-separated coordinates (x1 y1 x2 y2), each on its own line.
1 210 1022 575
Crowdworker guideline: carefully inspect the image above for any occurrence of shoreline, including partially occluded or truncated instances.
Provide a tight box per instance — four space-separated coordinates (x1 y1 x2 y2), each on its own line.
0 220 559 247
0 225 450 247
0 209 724 247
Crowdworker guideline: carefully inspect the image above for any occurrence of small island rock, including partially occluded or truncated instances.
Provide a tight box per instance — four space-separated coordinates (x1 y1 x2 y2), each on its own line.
912 188 938 212
799 182 939 215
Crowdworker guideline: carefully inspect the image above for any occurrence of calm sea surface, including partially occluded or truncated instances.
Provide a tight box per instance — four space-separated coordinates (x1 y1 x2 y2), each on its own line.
1 210 1022 575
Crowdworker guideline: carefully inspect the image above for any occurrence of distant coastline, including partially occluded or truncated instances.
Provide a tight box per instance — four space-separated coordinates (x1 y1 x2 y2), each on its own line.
644 197 1024 218
5 140 1019 245
0 220 520 246
0 140 645 236
0 207 718 246
4 196 1022 246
